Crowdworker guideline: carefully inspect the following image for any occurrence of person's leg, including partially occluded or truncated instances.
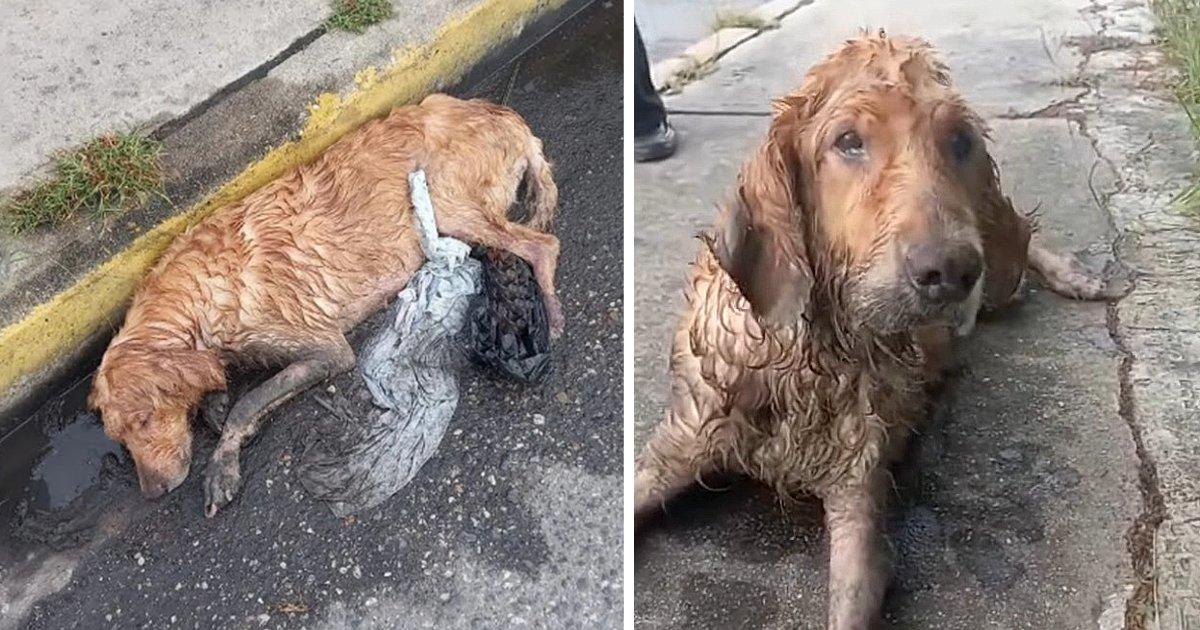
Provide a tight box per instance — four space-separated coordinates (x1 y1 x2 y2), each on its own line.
634 22 678 161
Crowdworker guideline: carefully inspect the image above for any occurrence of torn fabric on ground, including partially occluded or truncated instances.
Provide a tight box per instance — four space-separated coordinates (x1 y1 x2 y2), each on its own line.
300 170 481 517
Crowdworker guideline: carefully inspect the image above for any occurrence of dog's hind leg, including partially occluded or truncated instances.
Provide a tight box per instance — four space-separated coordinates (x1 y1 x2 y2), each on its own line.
635 333 737 528
1028 241 1124 300
635 411 725 529
521 136 558 232
204 334 355 517
824 467 891 630
433 202 564 338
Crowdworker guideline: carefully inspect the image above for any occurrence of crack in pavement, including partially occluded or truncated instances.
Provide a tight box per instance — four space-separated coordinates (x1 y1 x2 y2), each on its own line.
1108 303 1168 630
151 26 328 141
665 109 772 117
995 1 1171 624
1058 1 1167 627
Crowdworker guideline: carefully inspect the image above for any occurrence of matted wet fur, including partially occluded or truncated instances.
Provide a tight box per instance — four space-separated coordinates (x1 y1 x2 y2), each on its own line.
88 94 562 517
634 32 1117 628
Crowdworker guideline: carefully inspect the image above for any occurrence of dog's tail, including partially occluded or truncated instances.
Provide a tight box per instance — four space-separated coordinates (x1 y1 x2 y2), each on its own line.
522 136 558 232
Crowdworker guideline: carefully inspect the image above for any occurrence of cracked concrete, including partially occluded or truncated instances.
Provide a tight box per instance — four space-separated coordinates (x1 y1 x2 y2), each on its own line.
1078 1 1200 624
635 0 1198 627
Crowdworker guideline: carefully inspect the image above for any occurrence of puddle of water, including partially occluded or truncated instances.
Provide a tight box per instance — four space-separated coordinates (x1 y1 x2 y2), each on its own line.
28 417 121 510
0 373 123 524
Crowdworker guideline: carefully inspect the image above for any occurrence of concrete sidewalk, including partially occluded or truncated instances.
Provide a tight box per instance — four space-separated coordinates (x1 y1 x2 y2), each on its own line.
634 0 1198 627
0 0 490 195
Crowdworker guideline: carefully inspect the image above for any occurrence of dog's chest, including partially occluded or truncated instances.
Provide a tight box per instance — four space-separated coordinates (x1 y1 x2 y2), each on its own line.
736 350 925 496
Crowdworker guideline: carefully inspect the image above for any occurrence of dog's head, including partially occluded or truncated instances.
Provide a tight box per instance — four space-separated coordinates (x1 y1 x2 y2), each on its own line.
713 32 1031 335
88 342 224 499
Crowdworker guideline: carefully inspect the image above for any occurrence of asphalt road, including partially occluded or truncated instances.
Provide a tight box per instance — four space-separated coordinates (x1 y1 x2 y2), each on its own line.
0 2 623 628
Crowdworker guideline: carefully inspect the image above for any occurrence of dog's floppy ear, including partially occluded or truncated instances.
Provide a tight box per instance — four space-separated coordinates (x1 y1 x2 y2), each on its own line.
709 99 814 328
975 153 1033 309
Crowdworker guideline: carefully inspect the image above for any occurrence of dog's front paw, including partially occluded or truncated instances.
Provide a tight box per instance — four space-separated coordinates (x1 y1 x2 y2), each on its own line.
204 448 241 518
1096 257 1135 300
199 391 230 435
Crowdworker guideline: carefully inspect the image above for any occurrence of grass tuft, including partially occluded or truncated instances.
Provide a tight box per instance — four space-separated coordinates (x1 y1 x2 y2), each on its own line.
327 0 394 33
2 133 164 234
710 9 779 33
1149 0 1200 213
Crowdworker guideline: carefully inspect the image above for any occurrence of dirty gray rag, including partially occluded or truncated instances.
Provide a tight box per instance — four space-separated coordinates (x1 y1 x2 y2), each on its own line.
300 170 481 517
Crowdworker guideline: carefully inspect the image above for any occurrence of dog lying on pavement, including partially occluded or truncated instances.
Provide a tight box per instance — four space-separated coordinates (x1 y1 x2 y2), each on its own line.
633 32 1120 628
89 94 561 517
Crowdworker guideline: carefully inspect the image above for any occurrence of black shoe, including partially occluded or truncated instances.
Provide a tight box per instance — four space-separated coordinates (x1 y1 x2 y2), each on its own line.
635 122 678 162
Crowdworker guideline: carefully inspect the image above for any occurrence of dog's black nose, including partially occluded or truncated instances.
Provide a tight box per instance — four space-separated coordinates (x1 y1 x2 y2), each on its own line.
905 242 983 303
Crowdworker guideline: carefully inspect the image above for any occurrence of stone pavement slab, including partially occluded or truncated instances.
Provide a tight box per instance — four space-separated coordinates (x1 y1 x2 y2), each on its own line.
1082 1 1200 622
658 0 1089 117
0 0 328 194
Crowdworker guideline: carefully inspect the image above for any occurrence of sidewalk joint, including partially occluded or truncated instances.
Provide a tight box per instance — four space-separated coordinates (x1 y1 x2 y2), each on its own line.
152 26 327 140
1067 1 1167 626
665 109 772 117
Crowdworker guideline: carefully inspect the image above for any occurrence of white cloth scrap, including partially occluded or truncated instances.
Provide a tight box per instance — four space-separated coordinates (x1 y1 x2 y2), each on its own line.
300 170 481 517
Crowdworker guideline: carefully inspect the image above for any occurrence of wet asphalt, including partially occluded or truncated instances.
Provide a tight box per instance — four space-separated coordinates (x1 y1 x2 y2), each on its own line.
1 2 623 628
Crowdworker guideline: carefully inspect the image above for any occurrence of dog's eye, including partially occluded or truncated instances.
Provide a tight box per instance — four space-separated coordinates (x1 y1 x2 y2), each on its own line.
950 131 973 163
834 131 866 159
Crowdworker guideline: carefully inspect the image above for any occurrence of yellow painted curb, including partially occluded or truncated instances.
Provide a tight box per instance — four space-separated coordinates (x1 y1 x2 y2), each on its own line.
0 0 570 408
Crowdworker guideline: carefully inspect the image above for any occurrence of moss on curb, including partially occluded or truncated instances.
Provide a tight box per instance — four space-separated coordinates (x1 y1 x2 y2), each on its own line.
710 10 778 33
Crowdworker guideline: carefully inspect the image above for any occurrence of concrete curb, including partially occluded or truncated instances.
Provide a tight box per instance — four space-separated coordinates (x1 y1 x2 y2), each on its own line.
0 0 572 421
649 0 810 92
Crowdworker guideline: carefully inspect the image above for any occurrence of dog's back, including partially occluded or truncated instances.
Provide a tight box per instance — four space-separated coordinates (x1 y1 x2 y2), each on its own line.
91 96 561 503
117 95 550 363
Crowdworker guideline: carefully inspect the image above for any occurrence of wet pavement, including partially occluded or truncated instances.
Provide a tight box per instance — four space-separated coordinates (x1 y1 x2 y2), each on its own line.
631 0 1185 627
636 0 768 62
0 2 622 628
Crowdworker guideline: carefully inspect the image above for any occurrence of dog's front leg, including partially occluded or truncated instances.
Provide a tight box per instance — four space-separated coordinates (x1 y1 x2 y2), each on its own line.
824 468 890 630
204 335 355 517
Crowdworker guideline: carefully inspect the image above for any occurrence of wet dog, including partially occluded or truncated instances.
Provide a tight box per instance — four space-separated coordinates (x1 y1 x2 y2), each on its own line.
634 32 1117 628
89 94 561 517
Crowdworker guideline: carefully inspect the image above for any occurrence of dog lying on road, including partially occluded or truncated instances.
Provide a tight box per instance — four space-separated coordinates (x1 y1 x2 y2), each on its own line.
89 94 561 517
634 32 1118 628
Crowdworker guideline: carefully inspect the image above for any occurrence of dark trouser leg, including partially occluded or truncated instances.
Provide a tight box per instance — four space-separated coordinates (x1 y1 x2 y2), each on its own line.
634 23 666 138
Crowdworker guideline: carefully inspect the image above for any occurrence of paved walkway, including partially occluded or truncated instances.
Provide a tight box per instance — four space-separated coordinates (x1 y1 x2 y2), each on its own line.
636 0 766 61
634 0 1198 627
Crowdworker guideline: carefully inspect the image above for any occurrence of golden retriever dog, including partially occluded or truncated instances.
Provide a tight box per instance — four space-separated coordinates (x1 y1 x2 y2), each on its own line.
634 32 1117 628
88 94 562 517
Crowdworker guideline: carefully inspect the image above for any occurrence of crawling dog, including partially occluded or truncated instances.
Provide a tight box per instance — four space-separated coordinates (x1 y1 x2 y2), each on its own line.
89 94 562 517
634 33 1118 628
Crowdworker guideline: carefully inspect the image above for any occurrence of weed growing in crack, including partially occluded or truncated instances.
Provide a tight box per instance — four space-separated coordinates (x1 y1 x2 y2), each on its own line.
327 0 393 34
1149 0 1200 212
2 133 165 234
